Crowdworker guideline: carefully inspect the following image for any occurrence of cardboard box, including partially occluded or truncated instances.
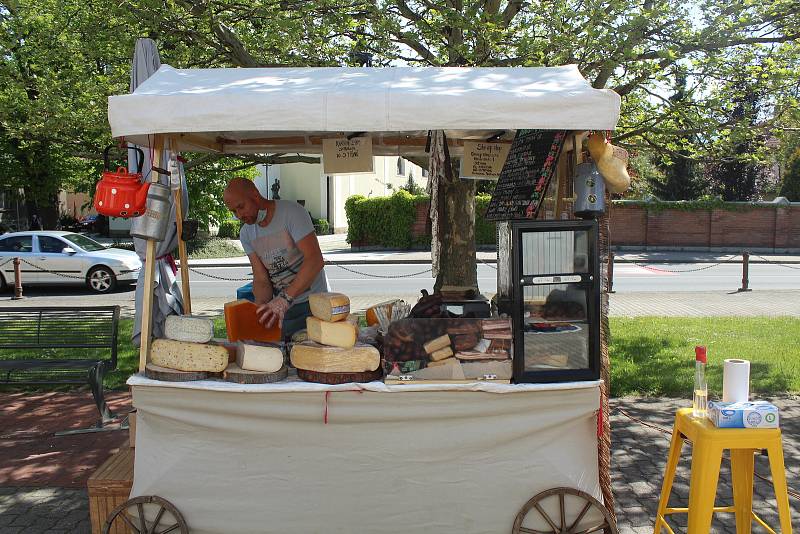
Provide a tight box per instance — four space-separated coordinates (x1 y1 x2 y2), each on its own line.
708 401 779 429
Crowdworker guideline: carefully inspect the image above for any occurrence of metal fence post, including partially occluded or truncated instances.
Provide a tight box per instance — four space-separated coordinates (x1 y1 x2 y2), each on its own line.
12 257 24 300
607 250 616 293
738 251 751 292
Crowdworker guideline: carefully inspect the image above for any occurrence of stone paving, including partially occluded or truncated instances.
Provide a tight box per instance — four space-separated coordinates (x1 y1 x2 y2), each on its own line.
611 396 800 533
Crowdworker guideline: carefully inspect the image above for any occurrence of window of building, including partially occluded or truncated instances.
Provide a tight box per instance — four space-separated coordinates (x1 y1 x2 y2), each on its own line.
396 157 405 176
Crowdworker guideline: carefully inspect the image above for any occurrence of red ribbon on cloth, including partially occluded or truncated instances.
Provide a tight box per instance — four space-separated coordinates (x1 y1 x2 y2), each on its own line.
323 389 364 424
157 253 177 275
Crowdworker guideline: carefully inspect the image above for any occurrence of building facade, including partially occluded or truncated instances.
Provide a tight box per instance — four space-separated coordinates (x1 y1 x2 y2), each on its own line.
256 156 428 233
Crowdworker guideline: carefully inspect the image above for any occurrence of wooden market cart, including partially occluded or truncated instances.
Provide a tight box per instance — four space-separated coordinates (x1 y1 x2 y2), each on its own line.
100 64 621 534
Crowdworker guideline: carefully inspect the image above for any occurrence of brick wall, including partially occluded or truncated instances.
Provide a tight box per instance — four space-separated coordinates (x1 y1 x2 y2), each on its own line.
609 201 800 250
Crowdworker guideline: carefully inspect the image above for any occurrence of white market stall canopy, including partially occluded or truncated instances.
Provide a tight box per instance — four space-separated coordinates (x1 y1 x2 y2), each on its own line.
108 65 620 156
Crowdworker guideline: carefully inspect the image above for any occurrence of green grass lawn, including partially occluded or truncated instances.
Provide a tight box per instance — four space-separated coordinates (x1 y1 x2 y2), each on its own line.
609 317 800 397
2 317 799 396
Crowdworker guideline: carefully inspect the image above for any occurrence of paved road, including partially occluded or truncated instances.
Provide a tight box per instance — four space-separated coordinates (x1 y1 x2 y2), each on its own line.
2 262 799 318
185 261 800 296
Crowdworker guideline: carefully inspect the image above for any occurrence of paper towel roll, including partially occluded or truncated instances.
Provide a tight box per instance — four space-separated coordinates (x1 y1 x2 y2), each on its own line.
722 359 750 402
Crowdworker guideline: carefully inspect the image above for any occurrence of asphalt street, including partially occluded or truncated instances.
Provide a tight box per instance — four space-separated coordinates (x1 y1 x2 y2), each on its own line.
183 261 800 297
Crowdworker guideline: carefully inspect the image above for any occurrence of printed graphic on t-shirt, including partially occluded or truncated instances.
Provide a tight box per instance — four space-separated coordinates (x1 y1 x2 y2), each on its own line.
249 230 304 294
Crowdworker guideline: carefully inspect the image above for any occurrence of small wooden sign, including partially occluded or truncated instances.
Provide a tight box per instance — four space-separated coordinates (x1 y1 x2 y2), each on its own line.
322 137 374 174
461 141 511 180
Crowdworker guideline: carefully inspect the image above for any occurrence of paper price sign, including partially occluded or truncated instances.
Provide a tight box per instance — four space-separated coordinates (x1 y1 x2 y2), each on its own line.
461 141 511 180
322 137 374 174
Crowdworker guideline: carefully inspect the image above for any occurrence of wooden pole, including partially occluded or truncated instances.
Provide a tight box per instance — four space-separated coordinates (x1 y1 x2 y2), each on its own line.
139 135 162 372
171 142 192 314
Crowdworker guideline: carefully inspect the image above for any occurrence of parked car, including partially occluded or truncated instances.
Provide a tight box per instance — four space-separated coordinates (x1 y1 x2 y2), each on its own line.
0 231 141 293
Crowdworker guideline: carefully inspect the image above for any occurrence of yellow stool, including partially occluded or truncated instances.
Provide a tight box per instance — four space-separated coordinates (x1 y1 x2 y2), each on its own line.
654 408 793 534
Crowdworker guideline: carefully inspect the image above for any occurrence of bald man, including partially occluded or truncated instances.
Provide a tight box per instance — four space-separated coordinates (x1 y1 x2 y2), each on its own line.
223 178 328 337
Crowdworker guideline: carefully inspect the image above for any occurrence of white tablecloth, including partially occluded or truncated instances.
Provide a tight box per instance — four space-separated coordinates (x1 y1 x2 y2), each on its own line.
129 376 602 534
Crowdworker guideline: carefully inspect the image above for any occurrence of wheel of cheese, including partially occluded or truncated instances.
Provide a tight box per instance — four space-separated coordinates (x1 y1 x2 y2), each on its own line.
296 367 382 385
309 292 350 322
224 364 288 384
145 363 208 382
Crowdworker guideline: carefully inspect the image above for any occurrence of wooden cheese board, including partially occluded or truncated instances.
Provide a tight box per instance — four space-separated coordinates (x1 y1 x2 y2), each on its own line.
144 363 208 382
296 367 383 385
224 364 288 384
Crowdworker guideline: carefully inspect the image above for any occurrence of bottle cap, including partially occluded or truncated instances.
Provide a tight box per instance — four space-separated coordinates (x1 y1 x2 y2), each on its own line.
695 346 707 364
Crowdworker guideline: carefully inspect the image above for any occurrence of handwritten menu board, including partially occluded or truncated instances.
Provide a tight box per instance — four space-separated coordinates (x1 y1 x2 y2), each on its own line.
484 130 566 221
461 141 512 179
322 137 374 174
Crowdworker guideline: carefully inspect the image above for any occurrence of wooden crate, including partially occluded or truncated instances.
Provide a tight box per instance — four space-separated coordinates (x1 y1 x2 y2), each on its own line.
87 448 134 534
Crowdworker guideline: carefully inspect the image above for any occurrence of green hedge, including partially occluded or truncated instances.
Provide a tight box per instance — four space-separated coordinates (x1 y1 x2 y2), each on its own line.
345 192 496 249
217 220 241 239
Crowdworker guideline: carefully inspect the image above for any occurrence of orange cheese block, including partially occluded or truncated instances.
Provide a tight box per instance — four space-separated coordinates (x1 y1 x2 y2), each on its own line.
224 299 282 343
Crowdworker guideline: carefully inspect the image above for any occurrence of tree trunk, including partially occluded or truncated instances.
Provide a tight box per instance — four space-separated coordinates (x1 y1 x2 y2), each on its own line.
433 168 478 293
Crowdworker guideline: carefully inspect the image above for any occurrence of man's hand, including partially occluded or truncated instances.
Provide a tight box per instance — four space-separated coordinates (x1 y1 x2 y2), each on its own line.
257 296 290 329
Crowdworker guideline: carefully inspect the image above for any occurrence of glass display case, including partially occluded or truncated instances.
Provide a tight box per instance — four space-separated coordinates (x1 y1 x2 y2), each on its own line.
511 220 600 383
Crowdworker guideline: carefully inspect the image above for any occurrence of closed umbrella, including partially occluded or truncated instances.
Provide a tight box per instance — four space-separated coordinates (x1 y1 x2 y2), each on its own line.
128 38 189 346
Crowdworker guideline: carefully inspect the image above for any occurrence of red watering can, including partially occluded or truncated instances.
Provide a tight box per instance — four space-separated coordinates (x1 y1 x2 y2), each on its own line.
94 145 149 218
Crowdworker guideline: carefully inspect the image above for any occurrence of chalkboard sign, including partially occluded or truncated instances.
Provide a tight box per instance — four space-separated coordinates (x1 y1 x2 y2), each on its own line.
484 130 567 221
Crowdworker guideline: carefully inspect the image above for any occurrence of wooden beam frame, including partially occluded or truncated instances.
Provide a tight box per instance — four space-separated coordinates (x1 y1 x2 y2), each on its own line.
139 135 163 372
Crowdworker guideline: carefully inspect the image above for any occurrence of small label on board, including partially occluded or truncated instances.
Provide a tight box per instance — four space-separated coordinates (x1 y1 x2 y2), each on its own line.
531 275 582 285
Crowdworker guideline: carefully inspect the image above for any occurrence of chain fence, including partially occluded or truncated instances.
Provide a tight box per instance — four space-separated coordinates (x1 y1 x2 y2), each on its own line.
633 255 738 273
332 264 433 278
187 266 252 281
751 254 800 270
15 258 88 279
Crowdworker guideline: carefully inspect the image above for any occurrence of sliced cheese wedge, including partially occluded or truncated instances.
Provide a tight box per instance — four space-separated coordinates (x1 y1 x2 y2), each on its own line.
306 316 358 349
236 342 284 373
151 338 228 373
290 341 380 373
164 315 214 343
309 292 351 322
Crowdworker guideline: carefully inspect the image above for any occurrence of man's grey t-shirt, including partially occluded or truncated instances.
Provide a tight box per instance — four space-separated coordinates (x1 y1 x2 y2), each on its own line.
239 200 328 303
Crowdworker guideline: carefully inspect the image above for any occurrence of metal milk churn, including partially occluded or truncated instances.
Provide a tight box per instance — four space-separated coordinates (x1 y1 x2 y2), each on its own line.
573 162 606 218
130 183 172 242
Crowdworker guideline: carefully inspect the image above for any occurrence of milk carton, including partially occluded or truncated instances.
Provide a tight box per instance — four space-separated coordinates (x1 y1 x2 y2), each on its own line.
708 400 779 429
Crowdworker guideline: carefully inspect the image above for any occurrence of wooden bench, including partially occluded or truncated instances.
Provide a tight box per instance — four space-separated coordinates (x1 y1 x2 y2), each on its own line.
88 448 134 534
0 306 120 423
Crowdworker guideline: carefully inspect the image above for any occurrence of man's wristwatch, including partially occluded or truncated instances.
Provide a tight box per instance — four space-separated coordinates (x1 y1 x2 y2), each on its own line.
278 290 294 305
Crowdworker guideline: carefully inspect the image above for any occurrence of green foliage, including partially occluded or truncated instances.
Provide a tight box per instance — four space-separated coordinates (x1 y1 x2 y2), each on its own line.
217 220 242 239
778 150 800 202
400 174 425 196
184 158 257 229
613 198 775 214
345 192 496 248
475 195 496 246
314 218 331 235
345 190 419 249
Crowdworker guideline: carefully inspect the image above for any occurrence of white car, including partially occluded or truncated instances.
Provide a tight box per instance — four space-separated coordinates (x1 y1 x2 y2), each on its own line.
0 231 141 293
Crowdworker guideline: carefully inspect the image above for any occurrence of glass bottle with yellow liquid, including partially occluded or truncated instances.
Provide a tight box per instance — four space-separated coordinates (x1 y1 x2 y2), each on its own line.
693 346 708 419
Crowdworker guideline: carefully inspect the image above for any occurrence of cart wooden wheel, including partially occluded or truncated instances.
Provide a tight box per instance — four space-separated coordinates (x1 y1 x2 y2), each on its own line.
102 495 188 534
512 487 618 534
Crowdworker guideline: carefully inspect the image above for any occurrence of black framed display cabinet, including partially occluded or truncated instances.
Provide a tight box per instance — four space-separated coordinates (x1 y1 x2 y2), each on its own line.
510 219 600 383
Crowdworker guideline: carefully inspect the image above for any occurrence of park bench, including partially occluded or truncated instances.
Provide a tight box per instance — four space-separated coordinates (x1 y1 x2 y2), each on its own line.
0 306 120 426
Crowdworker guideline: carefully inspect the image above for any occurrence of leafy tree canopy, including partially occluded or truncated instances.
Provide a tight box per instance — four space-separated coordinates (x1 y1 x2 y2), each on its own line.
1 0 799 224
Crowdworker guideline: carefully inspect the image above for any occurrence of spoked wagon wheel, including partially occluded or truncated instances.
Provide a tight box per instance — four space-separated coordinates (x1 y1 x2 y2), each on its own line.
102 495 188 534
512 487 618 534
